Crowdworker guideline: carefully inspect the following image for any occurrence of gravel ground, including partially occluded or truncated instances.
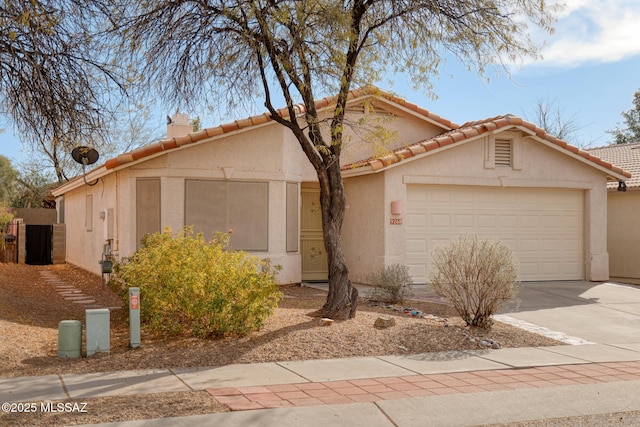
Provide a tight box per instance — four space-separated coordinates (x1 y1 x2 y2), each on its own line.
1 263 565 426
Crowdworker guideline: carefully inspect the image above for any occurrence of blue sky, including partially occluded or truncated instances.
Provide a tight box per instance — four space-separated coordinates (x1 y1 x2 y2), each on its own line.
1 0 639 166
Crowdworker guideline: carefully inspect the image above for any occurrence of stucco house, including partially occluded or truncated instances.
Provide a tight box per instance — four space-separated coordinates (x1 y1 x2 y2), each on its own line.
52 87 630 284
588 143 639 283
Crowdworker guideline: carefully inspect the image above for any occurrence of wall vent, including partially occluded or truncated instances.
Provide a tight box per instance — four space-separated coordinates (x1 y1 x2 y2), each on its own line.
495 139 512 166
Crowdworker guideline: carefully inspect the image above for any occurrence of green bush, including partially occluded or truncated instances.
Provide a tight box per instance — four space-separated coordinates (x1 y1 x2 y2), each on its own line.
428 234 519 329
111 227 281 338
367 264 414 304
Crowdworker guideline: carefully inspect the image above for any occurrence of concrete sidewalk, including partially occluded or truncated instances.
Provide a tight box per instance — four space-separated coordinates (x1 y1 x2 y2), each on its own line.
3 344 640 426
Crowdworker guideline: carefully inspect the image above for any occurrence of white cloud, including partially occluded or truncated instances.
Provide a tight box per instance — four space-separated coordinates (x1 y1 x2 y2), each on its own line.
530 1 640 67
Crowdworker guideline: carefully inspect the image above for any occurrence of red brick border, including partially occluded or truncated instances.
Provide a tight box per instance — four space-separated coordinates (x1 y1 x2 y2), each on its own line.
206 361 640 411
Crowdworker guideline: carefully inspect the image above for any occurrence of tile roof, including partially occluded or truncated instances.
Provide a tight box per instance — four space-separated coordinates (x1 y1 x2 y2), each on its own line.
103 86 457 170
342 114 632 181
588 143 640 189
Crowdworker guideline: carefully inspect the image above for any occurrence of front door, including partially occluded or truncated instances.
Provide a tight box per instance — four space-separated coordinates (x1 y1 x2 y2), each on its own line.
300 187 328 281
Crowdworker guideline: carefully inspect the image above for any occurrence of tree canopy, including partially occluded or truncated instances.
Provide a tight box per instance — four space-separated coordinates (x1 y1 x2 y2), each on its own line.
0 1 128 144
524 97 582 146
0 0 558 319
0 155 18 206
608 89 640 145
112 0 557 319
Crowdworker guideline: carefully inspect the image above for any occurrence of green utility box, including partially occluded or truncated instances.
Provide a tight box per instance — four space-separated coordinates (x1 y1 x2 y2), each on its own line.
58 320 82 358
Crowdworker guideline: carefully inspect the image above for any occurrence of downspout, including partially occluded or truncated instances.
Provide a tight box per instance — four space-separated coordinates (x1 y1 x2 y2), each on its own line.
115 170 119 255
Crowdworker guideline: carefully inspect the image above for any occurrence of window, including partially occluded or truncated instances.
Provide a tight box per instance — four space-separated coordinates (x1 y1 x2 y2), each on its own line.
495 139 512 166
136 178 161 249
85 195 93 231
185 180 269 251
286 182 299 252
57 197 65 223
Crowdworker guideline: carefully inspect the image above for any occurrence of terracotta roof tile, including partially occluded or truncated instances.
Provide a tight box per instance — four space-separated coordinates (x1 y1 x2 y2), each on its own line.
161 140 178 151
588 143 640 189
130 147 147 161
174 134 193 147
395 148 413 161
101 86 457 170
423 140 439 151
145 143 164 157
104 157 120 169
343 114 632 181
220 122 240 133
409 144 427 156
205 127 224 138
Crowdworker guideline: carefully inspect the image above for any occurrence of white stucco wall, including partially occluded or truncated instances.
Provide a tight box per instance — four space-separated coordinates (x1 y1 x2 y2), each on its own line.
343 130 611 283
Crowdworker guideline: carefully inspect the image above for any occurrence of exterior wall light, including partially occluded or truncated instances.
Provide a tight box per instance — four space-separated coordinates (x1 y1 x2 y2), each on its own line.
618 181 627 192
390 200 403 215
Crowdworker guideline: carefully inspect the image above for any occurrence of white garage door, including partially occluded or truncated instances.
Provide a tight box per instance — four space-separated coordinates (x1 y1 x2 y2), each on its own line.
406 185 584 283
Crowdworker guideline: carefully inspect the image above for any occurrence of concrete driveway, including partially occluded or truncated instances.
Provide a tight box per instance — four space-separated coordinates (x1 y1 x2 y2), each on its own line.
498 281 640 346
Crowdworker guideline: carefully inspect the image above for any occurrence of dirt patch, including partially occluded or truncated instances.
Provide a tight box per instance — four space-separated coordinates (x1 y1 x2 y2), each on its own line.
0 263 561 425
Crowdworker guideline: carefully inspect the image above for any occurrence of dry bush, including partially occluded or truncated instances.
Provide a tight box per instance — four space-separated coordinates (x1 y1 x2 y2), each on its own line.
429 234 519 328
367 264 414 304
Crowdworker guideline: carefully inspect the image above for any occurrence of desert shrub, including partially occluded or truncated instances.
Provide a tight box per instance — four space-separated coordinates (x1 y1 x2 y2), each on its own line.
111 227 281 338
367 264 414 304
428 234 518 329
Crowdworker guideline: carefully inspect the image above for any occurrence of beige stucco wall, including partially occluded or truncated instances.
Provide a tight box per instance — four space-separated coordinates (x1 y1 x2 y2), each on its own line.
343 129 611 283
63 171 121 275
342 173 386 283
339 106 450 166
62 123 304 283
59 109 614 284
608 190 640 280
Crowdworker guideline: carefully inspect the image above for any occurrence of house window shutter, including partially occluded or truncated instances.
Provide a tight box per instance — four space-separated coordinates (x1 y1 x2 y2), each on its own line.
85 194 93 231
185 179 269 251
495 139 512 166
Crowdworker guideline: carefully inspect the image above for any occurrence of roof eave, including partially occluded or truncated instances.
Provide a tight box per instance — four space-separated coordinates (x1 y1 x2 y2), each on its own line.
51 165 109 197
519 131 631 182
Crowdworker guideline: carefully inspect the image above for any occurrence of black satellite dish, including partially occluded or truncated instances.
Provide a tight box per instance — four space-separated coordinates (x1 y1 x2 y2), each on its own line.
71 146 100 186
71 146 100 165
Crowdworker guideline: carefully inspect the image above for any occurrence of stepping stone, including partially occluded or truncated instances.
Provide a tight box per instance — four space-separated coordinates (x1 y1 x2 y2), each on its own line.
64 295 91 301
72 299 96 304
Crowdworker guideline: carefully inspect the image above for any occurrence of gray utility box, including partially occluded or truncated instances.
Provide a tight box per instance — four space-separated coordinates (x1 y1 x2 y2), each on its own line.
58 320 82 358
86 308 110 356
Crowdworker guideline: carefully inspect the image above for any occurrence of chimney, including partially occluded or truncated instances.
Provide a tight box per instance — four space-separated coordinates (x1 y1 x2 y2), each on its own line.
166 113 192 139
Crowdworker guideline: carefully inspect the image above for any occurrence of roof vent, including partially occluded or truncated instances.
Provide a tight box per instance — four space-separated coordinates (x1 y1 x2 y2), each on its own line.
495 139 512 166
167 113 192 139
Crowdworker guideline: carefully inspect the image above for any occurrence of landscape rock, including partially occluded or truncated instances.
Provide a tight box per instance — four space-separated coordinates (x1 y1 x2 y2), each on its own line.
374 316 396 329
319 318 334 327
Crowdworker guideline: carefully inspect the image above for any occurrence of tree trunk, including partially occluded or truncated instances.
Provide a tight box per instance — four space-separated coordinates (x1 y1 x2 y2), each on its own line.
316 162 358 320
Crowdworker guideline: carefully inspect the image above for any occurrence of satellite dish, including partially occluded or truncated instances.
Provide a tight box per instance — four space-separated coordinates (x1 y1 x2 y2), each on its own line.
71 146 100 186
71 146 100 165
